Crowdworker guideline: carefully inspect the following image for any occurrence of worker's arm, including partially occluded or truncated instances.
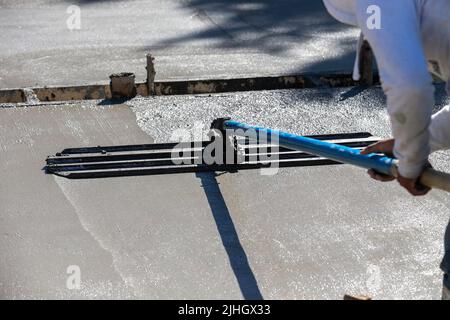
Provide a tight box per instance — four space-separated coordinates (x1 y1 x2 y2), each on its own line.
355 0 435 180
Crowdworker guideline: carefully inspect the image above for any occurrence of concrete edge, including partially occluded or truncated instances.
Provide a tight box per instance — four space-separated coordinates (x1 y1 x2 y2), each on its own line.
0 73 380 105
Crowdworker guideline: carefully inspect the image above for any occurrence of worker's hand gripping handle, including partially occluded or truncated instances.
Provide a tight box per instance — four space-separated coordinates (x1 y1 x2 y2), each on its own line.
390 162 450 193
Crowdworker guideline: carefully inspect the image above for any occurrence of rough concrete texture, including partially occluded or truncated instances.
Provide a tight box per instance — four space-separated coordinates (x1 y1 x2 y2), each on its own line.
0 0 358 88
0 86 449 299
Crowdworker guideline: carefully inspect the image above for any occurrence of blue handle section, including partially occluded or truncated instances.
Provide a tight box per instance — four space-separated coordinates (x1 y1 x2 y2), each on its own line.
223 120 395 175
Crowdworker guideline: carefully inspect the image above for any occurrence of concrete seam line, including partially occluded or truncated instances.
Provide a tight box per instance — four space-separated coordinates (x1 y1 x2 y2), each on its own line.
0 73 381 105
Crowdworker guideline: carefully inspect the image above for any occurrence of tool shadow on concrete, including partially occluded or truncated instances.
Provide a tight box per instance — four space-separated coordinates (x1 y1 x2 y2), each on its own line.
196 172 263 300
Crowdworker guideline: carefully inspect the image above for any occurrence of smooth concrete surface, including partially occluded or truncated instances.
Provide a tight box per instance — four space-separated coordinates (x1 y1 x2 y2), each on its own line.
0 86 449 299
0 0 358 88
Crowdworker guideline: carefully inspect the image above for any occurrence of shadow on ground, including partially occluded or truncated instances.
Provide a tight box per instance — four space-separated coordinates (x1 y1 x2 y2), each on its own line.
145 0 358 73
197 172 263 300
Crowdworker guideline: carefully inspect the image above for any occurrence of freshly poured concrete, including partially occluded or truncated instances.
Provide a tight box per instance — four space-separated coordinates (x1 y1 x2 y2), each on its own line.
0 0 358 88
0 86 449 299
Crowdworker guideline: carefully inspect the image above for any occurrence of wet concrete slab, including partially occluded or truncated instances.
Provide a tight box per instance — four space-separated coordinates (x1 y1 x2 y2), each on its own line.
0 0 358 88
0 104 149 298
0 86 449 299
0 103 252 299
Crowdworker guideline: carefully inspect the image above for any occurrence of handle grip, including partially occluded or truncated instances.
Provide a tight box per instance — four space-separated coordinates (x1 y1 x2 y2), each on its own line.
420 168 450 193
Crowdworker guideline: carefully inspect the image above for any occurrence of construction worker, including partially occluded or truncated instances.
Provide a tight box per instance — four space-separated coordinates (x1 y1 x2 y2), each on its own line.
322 0 450 299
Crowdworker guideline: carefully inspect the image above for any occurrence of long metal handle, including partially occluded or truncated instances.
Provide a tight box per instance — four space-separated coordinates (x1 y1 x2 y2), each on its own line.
222 120 450 193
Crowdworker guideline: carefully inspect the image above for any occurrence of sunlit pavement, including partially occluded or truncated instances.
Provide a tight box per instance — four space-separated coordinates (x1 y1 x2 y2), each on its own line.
0 0 358 88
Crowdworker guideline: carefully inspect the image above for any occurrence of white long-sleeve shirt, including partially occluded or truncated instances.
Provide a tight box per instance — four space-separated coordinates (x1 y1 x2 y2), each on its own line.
323 0 450 178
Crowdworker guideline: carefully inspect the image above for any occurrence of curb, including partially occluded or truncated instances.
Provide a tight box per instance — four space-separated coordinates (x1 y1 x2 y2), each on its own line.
0 73 380 105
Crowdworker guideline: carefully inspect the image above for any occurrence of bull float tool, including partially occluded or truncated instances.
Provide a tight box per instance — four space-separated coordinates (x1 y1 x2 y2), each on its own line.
45 120 381 178
213 118 450 193
45 117 450 193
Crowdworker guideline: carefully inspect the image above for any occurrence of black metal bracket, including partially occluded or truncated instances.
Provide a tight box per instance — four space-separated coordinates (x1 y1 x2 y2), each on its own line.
209 117 238 169
210 117 231 132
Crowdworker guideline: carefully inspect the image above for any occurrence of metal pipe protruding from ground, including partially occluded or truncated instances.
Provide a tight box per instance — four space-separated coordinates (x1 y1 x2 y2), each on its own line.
147 54 156 95
359 40 374 86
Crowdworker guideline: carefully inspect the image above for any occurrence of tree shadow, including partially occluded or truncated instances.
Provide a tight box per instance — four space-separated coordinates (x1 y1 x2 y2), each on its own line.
144 0 357 72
